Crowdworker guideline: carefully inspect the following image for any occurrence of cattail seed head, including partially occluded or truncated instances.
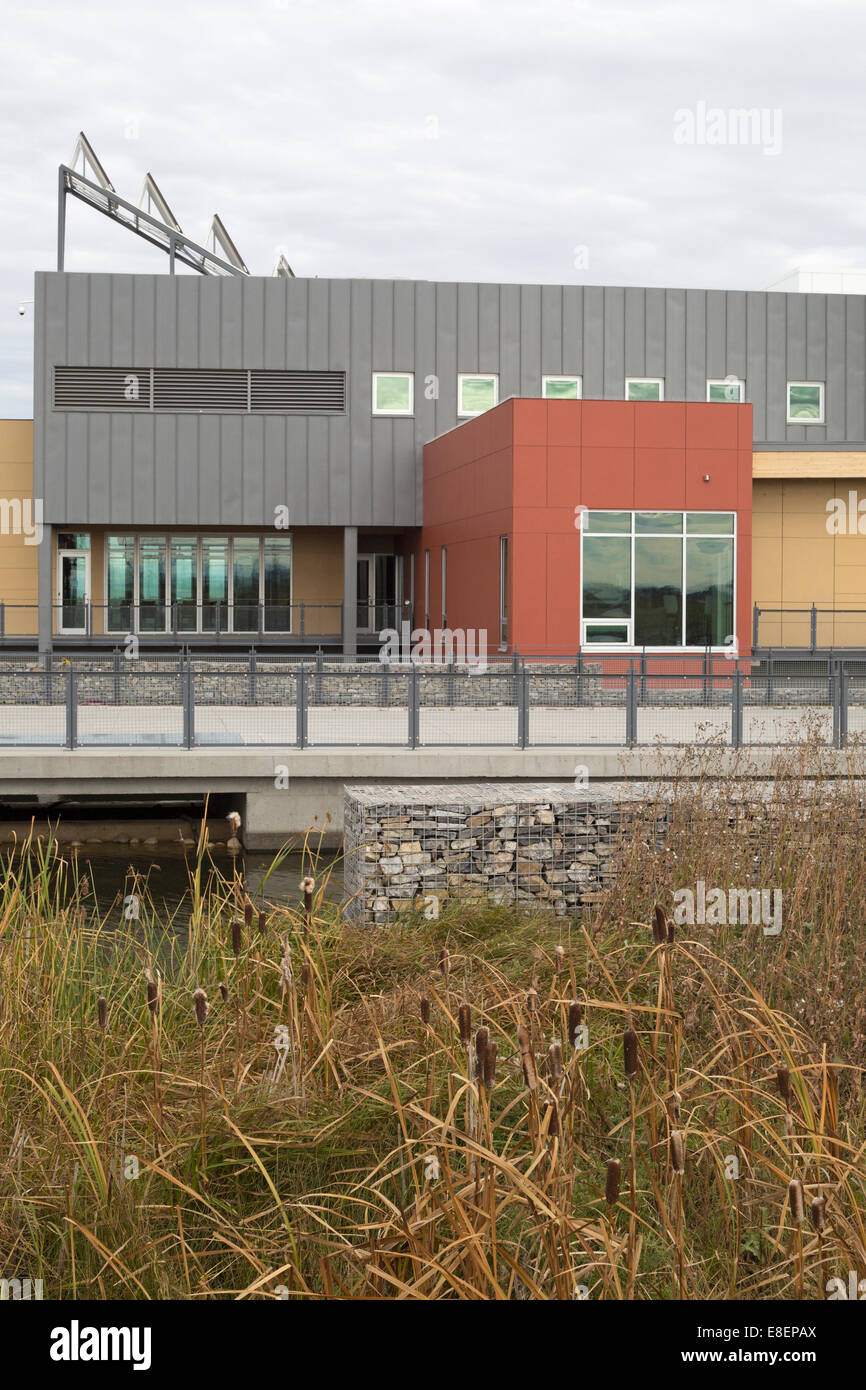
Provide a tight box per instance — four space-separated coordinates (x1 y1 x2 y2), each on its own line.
300 959 311 990
788 1177 805 1224
193 988 209 1028
517 1024 538 1091
545 1098 560 1138
777 1063 792 1103
144 968 158 1016
244 901 253 928
605 1157 622 1206
231 919 242 957
669 1090 682 1123
667 917 675 944
475 1025 489 1078
257 910 267 935
554 945 565 975
548 1041 563 1083
652 903 668 946
670 1129 686 1176
526 987 539 1014
483 1040 498 1090
458 1002 472 1047
810 1195 827 1232
439 947 450 978
97 995 108 1031
623 1025 639 1081
420 996 431 1025
568 1001 583 1049
218 981 229 1003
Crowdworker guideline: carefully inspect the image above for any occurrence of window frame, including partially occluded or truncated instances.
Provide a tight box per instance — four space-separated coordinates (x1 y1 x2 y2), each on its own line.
786 380 825 424
457 373 499 418
102 534 293 634
372 371 414 417
625 377 664 402
542 375 582 400
579 509 736 652
706 378 745 403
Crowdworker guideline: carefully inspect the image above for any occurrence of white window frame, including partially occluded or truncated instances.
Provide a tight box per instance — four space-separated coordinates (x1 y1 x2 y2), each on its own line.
458 373 499 418
372 371 414 417
579 510 737 653
625 378 664 402
786 380 825 424
707 378 745 403
542 375 582 400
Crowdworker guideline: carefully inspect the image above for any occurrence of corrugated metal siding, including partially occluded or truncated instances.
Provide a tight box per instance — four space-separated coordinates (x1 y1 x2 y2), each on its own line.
35 273 866 528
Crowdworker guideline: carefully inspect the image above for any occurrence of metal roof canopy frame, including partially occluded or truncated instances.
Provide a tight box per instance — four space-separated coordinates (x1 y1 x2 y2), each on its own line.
57 138 249 277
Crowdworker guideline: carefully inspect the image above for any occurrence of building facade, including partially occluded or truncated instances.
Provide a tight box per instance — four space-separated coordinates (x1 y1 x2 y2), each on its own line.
3 272 866 655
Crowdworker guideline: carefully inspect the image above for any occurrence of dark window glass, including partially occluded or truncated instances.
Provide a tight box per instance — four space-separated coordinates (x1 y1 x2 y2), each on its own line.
264 539 292 631
233 540 260 632
686 538 734 646
634 537 683 645
584 623 629 645
582 536 631 619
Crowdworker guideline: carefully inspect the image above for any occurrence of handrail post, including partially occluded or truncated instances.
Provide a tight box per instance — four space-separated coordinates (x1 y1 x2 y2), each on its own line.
66 668 77 749
626 665 637 746
810 603 818 652
732 668 743 747
752 603 759 650
296 662 307 748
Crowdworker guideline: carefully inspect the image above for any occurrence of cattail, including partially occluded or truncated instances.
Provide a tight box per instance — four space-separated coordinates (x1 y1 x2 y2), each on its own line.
279 943 293 995
144 968 158 1016
244 901 253 929
231 919 242 957
788 1177 805 1224
458 1002 471 1047
300 876 315 928
605 1157 622 1206
97 995 108 1031
548 1041 563 1083
667 916 675 944
483 1040 498 1090
545 1098 560 1138
475 1026 489 1079
652 903 667 946
300 959 311 990
568 1001 584 1049
257 910 268 935
810 1195 827 1232
526 987 539 1014
218 981 229 1003
777 1063 792 1103
670 1090 682 1123
420 996 431 1025
193 988 209 1028
670 1129 686 1176
517 1024 537 1090
623 1024 639 1080
439 947 450 979
554 945 565 975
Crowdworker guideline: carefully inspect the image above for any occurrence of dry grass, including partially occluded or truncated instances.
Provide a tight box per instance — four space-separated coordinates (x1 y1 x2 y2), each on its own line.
0 748 864 1299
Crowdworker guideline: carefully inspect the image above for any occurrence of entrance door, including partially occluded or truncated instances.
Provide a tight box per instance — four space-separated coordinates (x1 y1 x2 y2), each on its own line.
57 549 89 634
357 555 402 634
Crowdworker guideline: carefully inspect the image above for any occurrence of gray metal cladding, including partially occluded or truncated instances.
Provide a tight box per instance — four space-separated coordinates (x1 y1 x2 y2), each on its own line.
35 272 866 529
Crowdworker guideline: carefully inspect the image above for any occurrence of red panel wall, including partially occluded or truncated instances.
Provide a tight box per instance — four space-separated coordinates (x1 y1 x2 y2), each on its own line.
417 398 753 659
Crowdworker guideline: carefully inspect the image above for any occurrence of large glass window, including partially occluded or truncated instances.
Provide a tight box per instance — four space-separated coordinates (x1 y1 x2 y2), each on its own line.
233 539 260 632
171 538 198 632
264 537 292 632
106 536 135 633
581 511 735 648
201 539 229 631
138 538 166 632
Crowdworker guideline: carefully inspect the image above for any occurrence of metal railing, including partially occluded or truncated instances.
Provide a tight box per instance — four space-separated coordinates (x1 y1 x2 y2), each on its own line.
0 657 860 749
753 602 866 655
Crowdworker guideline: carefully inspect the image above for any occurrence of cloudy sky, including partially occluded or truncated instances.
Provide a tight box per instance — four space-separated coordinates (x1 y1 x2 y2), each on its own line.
2 0 865 415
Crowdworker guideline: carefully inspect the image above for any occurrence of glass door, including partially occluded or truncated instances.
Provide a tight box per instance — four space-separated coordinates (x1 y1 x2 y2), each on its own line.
357 556 374 631
57 549 89 634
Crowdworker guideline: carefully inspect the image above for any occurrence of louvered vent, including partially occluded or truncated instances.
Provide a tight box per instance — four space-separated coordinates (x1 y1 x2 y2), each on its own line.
53 367 152 409
153 369 248 411
53 367 347 414
250 370 346 413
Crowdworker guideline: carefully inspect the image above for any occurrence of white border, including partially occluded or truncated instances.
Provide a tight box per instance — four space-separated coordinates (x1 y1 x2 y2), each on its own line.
786 380 824 424
372 371 414 416
625 377 664 401
458 373 499 418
